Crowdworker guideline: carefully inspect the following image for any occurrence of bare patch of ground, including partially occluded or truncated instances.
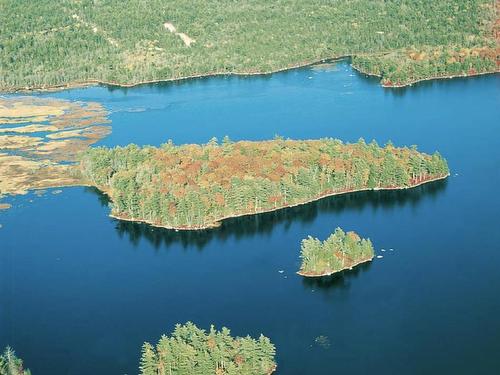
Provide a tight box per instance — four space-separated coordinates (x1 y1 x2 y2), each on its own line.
163 22 176 33
163 21 196 47
177 33 195 47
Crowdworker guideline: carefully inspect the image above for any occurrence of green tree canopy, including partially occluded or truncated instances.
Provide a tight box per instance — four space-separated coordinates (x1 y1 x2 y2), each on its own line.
139 322 276 375
299 227 375 276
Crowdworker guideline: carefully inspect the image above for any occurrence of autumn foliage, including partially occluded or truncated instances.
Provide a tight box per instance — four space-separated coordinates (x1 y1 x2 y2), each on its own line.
298 227 374 277
80 137 449 229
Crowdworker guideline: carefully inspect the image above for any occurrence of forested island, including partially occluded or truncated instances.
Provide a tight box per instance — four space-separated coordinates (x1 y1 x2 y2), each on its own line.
298 228 374 277
80 137 449 230
0 347 31 375
1 0 497 91
139 322 276 375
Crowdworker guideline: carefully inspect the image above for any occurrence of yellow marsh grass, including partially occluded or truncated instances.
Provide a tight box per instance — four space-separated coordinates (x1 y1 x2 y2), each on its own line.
0 97 110 197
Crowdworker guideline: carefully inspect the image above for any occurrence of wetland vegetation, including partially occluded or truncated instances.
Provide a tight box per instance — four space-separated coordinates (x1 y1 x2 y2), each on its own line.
298 227 374 277
0 0 497 91
139 322 276 375
0 96 110 197
79 137 449 230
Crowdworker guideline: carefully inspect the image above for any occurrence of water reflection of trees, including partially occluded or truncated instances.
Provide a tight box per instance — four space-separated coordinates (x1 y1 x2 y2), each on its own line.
85 178 447 251
103 58 352 95
104 70 275 95
301 261 372 293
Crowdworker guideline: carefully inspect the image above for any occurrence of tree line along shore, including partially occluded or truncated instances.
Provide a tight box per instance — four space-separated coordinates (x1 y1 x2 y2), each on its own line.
298 227 375 277
140 323 276 375
2 322 276 375
79 137 449 231
1 0 497 92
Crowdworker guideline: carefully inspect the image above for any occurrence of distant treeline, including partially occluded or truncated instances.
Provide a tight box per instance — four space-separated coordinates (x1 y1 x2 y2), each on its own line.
140 322 276 375
0 347 31 375
80 137 449 229
0 0 497 90
298 228 374 277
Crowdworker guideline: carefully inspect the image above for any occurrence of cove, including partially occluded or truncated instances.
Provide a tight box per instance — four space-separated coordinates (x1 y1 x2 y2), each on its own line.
1 61 499 374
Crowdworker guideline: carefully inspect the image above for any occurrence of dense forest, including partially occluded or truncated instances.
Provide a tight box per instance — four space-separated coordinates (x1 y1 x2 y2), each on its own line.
139 322 276 375
0 0 497 90
298 227 374 277
0 347 31 375
79 137 449 230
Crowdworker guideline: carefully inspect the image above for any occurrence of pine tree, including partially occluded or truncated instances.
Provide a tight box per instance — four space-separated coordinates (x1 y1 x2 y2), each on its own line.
140 342 158 375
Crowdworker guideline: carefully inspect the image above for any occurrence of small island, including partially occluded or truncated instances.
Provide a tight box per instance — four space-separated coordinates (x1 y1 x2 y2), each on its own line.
80 137 449 230
139 322 276 375
298 227 374 277
0 347 31 375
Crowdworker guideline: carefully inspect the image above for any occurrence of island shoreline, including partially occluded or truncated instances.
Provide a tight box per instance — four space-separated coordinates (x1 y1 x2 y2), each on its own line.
3 53 498 94
107 173 450 232
352 62 500 88
297 255 374 277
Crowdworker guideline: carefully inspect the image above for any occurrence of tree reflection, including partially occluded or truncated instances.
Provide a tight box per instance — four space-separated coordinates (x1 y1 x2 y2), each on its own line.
84 178 447 251
301 261 372 294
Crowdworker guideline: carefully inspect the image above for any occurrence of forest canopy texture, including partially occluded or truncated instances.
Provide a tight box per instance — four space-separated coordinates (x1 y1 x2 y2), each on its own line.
139 322 276 375
298 227 374 277
0 0 497 90
79 137 449 230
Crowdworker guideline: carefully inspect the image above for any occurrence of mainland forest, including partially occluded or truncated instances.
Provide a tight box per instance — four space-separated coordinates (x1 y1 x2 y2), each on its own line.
298 227 375 277
79 137 449 230
0 0 497 91
139 322 276 375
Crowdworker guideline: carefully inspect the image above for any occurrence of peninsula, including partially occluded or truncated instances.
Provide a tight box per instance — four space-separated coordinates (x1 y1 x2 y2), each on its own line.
79 137 449 230
139 322 276 375
297 228 374 277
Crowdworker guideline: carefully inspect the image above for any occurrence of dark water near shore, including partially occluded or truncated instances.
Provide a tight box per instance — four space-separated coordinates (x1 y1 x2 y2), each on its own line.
1 62 500 374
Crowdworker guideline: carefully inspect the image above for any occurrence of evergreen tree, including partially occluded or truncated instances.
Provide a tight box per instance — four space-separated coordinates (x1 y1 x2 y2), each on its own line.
80 138 449 229
0 347 31 375
139 323 276 375
298 227 375 276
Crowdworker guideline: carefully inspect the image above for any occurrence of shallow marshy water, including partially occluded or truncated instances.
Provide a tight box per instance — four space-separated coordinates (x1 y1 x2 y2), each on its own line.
1 62 499 374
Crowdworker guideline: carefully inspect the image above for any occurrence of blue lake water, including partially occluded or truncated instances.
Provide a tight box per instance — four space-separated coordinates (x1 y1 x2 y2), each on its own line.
1 61 500 374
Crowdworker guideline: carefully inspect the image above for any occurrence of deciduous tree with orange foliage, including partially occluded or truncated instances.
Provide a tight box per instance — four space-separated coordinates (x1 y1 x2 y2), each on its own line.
80 137 449 230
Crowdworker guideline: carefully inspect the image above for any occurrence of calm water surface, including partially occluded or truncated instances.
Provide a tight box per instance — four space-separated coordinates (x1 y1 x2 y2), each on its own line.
1 62 499 374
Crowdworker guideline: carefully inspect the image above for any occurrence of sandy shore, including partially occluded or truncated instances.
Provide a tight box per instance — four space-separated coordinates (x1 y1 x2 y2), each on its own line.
297 256 374 277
